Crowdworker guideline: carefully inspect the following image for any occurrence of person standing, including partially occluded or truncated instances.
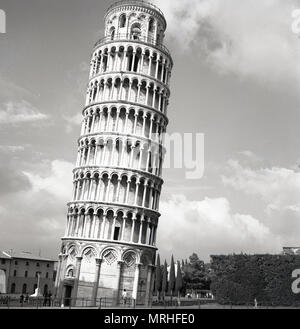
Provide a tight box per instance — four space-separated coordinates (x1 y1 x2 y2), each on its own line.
47 292 52 307
19 294 24 307
43 292 47 307
254 298 258 309
122 289 128 306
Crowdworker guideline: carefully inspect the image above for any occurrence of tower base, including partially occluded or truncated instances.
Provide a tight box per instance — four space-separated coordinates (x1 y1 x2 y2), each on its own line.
55 239 156 308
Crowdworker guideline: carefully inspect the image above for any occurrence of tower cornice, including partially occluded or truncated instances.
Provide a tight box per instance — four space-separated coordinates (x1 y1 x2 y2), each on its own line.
82 101 169 124
93 35 172 62
67 201 161 218
104 1 167 30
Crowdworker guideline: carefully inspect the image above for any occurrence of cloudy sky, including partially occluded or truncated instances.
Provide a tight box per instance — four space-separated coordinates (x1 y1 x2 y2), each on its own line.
0 0 300 262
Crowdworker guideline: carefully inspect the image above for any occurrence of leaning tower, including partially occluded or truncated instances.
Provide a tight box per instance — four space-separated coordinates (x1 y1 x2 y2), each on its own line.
55 0 173 307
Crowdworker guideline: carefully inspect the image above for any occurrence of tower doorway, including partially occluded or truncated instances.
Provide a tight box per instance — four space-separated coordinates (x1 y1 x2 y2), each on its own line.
64 285 73 306
113 227 120 240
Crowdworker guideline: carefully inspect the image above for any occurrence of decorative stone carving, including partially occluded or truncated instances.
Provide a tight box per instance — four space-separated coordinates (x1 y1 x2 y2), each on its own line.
58 0 172 306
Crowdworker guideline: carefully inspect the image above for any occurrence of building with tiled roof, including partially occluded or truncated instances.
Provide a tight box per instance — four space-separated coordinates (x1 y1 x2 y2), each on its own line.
0 251 57 295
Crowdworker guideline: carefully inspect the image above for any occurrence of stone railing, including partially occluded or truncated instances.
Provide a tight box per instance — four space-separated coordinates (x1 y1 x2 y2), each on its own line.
106 0 165 18
94 33 171 57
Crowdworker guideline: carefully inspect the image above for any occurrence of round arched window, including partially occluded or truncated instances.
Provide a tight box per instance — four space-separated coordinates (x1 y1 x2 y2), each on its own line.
119 14 126 28
131 23 141 40
66 267 74 278
110 27 116 40
149 18 155 32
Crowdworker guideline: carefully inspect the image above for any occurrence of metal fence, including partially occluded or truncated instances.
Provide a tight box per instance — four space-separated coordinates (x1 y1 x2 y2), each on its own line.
0 294 218 309
0 295 138 309
152 298 216 309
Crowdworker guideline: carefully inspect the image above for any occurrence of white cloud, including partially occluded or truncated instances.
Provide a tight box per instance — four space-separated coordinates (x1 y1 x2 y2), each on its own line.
64 113 82 126
0 101 48 124
0 145 25 152
221 159 300 244
158 194 282 261
237 151 262 163
0 77 36 100
23 160 74 200
63 113 82 133
222 159 300 214
154 0 300 92
0 159 74 257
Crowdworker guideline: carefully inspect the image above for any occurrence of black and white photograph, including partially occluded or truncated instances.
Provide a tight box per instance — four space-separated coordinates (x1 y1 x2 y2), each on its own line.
1 0 300 322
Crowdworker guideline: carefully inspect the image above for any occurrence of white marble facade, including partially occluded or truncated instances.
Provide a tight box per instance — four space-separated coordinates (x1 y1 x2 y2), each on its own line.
56 0 173 307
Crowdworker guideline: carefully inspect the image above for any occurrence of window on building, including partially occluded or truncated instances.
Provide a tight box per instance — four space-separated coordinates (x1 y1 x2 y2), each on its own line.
67 268 74 278
26 262 29 266
22 284 27 294
119 14 126 28
25 271 28 278
15 261 18 265
157 32 161 44
35 272 39 278
33 284 37 293
47 264 50 268
110 27 116 41
46 272 49 279
1 259 5 264
149 18 155 32
13 270 17 277
36 262 40 267
113 227 120 241
11 283 16 294
131 23 141 40
43 284 48 295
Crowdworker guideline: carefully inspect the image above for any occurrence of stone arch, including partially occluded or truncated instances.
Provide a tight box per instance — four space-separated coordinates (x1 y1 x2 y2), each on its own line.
66 265 75 278
109 26 116 40
101 247 119 264
68 245 78 260
122 250 137 267
119 13 127 29
81 246 97 260
149 17 155 33
141 253 151 266
130 21 142 40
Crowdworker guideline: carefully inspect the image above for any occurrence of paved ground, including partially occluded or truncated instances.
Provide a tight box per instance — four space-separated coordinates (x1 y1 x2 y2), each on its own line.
1 303 300 309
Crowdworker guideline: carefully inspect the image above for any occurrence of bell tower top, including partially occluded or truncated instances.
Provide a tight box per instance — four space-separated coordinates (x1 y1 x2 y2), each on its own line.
104 0 167 46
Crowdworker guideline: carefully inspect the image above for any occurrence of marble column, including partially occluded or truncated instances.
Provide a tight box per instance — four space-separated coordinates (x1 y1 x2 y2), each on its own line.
132 263 142 303
145 264 154 306
54 254 63 298
114 261 124 306
57 254 68 302
71 256 83 306
130 215 136 243
92 258 102 306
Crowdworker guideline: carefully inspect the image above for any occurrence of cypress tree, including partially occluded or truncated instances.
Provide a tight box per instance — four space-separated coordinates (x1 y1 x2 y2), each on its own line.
175 261 183 297
154 254 162 299
182 259 185 271
168 255 176 296
161 260 168 300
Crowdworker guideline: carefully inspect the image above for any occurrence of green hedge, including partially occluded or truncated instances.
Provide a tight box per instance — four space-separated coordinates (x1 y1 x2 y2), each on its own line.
210 254 300 306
